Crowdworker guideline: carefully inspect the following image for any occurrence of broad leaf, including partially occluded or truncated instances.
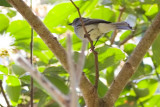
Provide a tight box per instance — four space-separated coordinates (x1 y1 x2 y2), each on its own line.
0 14 9 32
6 75 21 106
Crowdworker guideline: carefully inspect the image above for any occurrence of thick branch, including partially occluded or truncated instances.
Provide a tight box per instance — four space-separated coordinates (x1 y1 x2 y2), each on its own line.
79 73 99 107
104 12 160 107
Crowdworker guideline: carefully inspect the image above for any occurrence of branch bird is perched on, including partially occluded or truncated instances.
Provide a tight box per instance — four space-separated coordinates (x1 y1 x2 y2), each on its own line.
69 17 132 41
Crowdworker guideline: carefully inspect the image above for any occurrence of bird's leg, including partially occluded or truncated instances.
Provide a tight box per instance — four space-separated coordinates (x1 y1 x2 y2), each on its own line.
84 29 94 38
94 36 101 46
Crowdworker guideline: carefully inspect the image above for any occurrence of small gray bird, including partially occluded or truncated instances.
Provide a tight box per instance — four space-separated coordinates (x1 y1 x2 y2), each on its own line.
69 17 132 41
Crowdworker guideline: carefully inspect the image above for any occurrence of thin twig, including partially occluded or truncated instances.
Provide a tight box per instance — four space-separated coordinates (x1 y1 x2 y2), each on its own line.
0 80 10 107
15 56 69 107
76 39 87 84
119 29 146 46
30 0 34 106
67 34 78 107
110 7 125 45
70 0 99 89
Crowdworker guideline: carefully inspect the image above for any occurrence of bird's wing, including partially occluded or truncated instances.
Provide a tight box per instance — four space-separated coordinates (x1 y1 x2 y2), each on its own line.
75 18 111 26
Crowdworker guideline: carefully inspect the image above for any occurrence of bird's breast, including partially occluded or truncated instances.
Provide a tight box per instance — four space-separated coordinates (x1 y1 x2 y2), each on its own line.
74 24 102 41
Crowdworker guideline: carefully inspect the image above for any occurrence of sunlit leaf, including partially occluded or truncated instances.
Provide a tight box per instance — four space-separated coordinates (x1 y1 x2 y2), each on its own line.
0 65 8 75
87 75 108 97
106 65 116 85
137 79 158 101
143 95 160 107
142 4 158 18
90 6 115 22
124 43 136 55
44 1 82 33
84 45 126 73
7 9 16 18
120 31 132 41
7 20 31 40
0 14 9 32
6 75 21 106
12 64 26 76
152 34 160 65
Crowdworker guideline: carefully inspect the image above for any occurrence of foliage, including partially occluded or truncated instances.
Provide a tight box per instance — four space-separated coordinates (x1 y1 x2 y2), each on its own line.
0 0 160 106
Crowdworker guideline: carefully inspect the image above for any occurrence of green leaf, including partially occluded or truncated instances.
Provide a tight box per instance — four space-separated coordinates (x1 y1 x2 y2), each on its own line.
106 65 117 86
6 75 21 106
45 75 69 94
120 31 132 41
133 88 149 98
72 34 83 51
0 0 11 7
38 94 49 107
115 96 137 107
0 65 8 75
43 66 66 75
85 45 126 73
156 65 160 74
87 75 108 97
131 63 152 79
142 4 158 18
143 95 160 107
19 75 31 84
0 74 4 80
137 79 158 101
33 37 49 51
152 34 160 66
44 1 81 33
12 64 26 76
34 89 49 107
7 20 31 40
7 9 16 18
83 0 99 17
79 97 85 107
90 6 116 22
0 14 9 32
124 43 136 55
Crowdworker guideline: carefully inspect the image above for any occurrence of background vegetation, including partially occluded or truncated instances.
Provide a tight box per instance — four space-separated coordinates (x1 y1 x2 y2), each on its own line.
0 0 160 106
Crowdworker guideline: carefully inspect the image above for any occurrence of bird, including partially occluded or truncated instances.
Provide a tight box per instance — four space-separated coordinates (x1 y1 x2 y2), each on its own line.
69 17 132 41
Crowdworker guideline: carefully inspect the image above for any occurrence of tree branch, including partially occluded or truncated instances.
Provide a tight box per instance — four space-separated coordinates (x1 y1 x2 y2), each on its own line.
15 56 69 107
104 12 160 107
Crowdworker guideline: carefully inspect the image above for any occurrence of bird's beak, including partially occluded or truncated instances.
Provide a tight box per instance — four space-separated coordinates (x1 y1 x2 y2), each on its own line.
68 23 72 25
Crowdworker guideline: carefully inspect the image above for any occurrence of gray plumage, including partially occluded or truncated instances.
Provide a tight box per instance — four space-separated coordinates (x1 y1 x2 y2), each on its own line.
69 17 132 41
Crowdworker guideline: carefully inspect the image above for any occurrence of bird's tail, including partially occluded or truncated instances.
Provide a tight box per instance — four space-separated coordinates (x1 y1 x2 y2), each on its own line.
112 22 132 30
